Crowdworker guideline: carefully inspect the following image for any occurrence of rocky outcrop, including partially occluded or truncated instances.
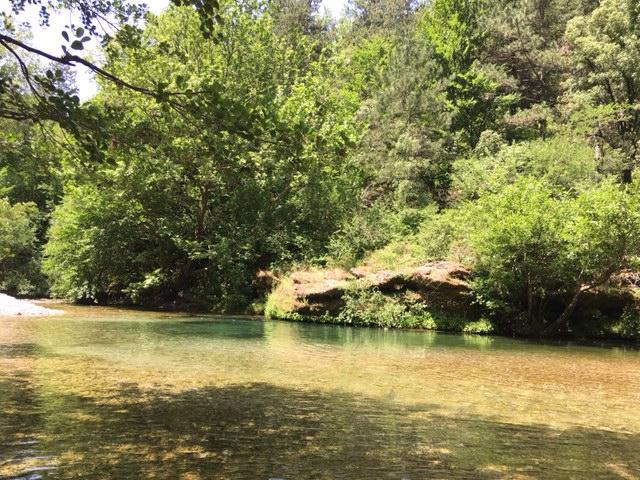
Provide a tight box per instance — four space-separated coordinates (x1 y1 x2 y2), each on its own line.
266 262 474 318
286 269 353 315
265 262 640 326
351 261 469 289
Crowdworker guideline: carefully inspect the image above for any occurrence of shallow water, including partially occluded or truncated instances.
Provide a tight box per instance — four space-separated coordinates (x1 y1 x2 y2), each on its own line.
1 305 639 479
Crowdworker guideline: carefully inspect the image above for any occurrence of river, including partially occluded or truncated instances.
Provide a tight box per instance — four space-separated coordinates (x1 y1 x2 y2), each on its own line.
1 305 639 479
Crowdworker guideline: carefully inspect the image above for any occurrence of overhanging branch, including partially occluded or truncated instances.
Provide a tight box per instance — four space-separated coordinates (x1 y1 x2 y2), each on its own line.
0 33 168 99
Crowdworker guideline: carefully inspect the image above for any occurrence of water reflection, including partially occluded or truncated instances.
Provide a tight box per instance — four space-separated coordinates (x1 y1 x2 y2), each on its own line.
0 308 639 479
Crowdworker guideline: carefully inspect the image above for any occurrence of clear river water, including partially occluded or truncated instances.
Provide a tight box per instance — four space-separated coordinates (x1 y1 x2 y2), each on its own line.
1 305 639 479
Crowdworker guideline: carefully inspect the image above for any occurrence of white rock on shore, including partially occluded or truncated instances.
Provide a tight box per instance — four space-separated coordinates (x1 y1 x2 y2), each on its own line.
0 293 62 316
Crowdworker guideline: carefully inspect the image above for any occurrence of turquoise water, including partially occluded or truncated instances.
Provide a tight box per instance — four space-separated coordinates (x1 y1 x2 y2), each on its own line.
1 305 639 479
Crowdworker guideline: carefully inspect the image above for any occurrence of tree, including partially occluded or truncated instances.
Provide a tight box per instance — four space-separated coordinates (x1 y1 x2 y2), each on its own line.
482 0 596 108
466 178 640 333
0 197 41 295
355 35 454 206
43 1 361 309
451 134 598 201
347 0 417 34
0 0 224 144
564 0 640 182
417 0 518 147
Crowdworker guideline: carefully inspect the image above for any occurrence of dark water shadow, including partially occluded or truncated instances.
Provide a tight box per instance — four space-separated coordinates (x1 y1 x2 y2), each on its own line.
1 378 639 480
150 318 267 340
0 344 40 359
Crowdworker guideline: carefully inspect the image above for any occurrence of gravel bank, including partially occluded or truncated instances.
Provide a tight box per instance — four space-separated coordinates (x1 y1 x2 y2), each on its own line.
0 293 62 316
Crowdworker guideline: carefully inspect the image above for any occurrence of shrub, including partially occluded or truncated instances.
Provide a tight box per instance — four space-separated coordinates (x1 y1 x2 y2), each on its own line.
464 177 640 333
0 198 43 295
464 178 568 327
609 307 640 339
335 288 483 332
327 202 435 268
452 135 598 202
337 289 421 328
362 207 465 269
264 277 300 320
462 318 494 334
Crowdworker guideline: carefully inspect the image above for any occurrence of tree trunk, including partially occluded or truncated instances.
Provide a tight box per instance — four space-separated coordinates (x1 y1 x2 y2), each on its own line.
545 266 619 334
195 184 209 240
547 287 583 334
526 274 534 323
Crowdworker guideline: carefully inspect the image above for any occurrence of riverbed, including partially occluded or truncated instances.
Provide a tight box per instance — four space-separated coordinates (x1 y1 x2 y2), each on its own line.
1 305 639 478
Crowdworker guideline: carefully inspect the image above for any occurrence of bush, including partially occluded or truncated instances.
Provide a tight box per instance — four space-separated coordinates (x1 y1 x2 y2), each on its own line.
462 318 494 334
464 177 640 333
609 307 640 339
0 198 43 295
327 202 434 268
362 207 465 269
335 288 485 332
264 277 300 320
337 289 428 328
44 184 161 302
452 135 598 202
44 179 256 311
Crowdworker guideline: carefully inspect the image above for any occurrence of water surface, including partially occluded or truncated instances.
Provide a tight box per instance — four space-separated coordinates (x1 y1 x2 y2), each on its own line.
1 306 639 479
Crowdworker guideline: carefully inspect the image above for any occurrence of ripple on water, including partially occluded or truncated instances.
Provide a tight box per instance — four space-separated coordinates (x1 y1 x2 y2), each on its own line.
0 309 639 479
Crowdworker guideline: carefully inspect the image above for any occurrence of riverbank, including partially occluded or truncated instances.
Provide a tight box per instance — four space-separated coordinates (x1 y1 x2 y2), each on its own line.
264 262 640 340
0 293 62 316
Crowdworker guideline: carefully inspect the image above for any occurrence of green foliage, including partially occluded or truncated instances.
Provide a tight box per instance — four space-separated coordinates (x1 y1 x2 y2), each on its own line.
361 206 462 269
564 0 640 180
327 202 432 267
609 307 640 339
0 121 63 213
336 288 447 329
347 0 417 34
462 318 494 334
337 289 423 328
418 0 518 147
264 277 300 320
1 0 640 341
43 2 363 309
464 178 640 332
465 179 566 322
334 288 488 332
482 0 592 108
452 135 598 201
0 198 42 295
44 183 167 302
355 34 455 205
419 0 485 73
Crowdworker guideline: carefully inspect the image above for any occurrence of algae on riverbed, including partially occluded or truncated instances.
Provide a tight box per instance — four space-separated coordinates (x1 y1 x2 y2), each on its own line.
1 307 639 479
